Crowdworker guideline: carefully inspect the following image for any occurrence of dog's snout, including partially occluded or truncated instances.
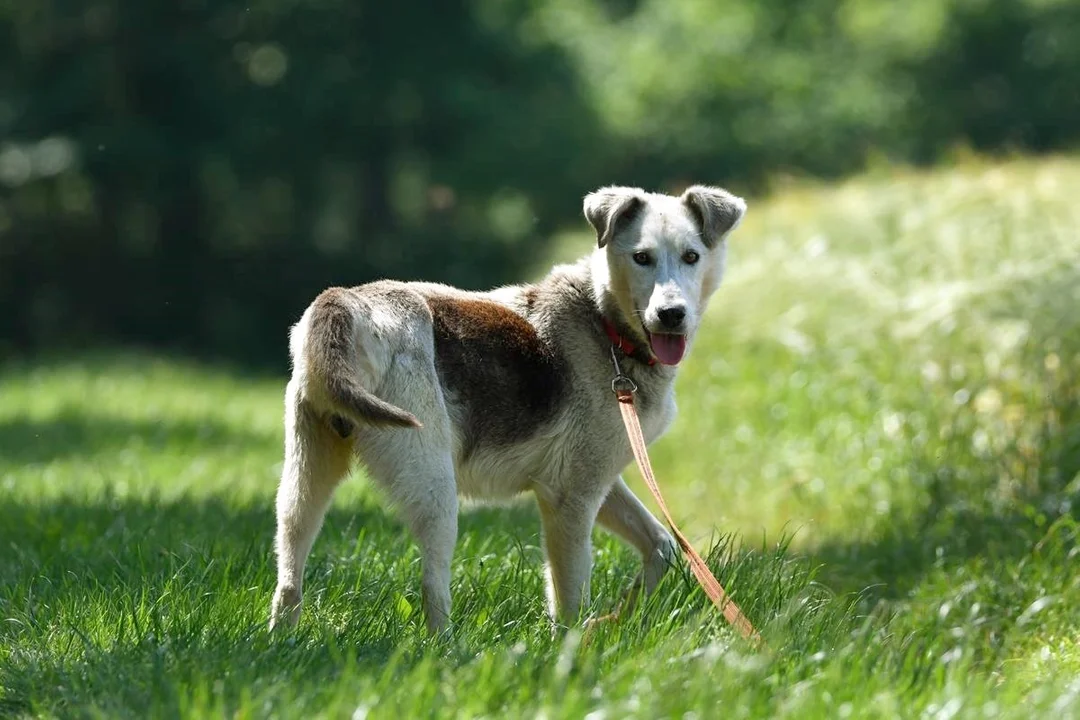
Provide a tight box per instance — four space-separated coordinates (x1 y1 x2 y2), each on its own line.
657 306 686 329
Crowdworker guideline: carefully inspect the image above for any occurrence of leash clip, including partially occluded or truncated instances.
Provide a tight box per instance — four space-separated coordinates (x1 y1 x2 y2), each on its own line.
609 345 638 395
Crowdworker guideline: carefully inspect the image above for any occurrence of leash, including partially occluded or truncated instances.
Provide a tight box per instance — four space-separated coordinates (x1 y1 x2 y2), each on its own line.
610 347 764 645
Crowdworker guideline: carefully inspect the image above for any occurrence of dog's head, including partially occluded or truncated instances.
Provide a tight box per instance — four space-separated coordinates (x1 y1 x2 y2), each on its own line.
584 185 746 366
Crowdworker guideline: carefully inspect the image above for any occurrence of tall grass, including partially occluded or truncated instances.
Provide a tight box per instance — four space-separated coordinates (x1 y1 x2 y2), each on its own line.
2 156 1079 717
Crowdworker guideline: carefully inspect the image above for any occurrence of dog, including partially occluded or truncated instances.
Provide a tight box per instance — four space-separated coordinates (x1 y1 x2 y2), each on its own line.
270 184 747 633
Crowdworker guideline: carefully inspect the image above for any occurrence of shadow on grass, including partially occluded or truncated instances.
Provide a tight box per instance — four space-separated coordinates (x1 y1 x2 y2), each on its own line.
0 491 542 601
0 490 545 716
811 264 1080 601
0 410 278 465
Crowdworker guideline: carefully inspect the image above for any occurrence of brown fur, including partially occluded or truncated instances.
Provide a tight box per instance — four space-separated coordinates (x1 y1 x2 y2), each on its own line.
427 295 568 457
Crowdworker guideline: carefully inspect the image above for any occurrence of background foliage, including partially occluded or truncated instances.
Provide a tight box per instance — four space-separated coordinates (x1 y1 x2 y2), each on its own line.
1 0 1078 364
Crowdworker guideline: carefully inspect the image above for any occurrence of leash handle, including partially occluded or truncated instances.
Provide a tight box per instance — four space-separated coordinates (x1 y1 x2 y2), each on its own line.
616 389 764 644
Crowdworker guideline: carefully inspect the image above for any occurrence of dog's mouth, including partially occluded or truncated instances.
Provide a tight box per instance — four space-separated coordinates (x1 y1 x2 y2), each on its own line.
647 332 687 366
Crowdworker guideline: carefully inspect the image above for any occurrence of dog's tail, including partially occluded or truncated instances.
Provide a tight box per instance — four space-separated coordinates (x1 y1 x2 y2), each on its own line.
303 289 422 429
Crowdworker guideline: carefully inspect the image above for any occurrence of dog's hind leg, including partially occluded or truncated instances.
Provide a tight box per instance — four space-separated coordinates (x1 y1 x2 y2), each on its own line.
596 477 678 608
357 364 459 634
270 381 353 631
363 442 458 634
399 462 458 634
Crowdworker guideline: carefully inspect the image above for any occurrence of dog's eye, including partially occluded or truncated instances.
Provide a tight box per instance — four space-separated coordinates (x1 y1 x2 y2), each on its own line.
632 251 652 266
682 250 700 265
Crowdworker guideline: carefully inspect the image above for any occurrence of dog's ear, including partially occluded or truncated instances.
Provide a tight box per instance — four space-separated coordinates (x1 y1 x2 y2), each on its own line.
583 187 644 248
681 186 747 248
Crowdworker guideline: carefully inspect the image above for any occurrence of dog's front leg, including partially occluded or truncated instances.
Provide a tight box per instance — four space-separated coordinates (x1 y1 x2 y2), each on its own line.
596 476 678 606
536 493 603 625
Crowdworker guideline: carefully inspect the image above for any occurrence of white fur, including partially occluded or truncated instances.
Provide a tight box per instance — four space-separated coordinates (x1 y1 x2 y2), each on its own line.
270 185 746 633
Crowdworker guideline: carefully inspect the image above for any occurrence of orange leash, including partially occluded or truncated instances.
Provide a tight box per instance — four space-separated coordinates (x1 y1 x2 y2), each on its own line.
611 362 763 645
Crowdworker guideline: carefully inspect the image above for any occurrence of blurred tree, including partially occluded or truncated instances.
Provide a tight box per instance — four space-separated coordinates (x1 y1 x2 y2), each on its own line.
909 0 1080 159
0 0 1076 366
528 0 1080 183
0 0 607 365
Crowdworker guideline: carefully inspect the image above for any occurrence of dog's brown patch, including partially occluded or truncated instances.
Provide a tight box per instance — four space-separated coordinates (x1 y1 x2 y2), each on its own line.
428 296 567 456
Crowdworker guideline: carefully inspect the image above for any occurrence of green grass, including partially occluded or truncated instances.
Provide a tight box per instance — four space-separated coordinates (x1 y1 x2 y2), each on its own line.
3 155 1080 718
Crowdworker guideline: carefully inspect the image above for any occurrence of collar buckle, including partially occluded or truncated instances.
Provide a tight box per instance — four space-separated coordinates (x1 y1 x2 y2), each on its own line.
609 345 638 395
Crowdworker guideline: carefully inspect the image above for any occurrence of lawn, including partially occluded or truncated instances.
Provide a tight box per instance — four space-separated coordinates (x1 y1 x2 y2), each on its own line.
2 155 1080 718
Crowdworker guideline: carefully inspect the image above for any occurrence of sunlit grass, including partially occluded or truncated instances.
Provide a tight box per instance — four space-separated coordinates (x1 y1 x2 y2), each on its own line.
2 155 1079 717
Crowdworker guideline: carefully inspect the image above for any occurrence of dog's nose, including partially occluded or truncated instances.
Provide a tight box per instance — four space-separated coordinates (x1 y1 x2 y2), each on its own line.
657 306 686 330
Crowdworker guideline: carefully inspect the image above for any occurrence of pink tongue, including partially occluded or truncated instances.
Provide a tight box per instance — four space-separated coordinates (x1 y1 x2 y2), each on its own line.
649 333 687 365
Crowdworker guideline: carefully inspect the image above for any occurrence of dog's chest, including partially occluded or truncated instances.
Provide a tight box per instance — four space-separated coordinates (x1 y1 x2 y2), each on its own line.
452 383 676 499
643 391 678 441
614 386 677 452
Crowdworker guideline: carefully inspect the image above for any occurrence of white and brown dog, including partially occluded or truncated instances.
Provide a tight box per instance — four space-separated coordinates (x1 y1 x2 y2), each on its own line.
270 185 747 633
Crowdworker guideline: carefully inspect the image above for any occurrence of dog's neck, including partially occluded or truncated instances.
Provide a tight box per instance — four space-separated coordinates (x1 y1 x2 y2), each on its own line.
601 316 656 367
585 253 659 368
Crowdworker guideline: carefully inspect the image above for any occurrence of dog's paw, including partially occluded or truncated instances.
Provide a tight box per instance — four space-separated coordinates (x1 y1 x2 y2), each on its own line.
644 532 679 592
582 612 621 646
584 612 620 629
657 532 678 561
269 585 302 631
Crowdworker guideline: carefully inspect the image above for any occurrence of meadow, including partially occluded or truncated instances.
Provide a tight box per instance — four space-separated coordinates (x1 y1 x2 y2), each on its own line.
2 156 1079 718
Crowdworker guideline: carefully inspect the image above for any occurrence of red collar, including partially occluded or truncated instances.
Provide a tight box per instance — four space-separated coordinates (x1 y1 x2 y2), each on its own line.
603 318 656 366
